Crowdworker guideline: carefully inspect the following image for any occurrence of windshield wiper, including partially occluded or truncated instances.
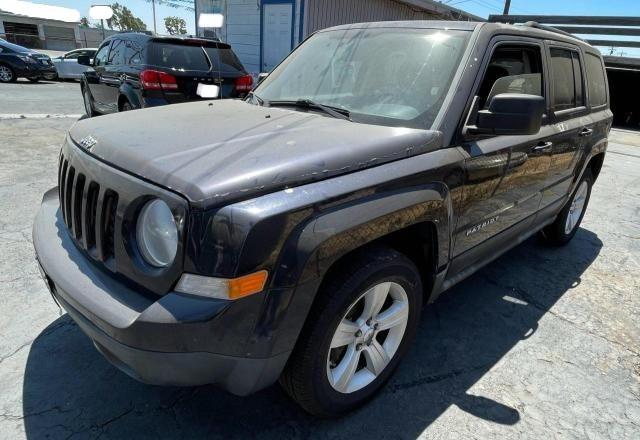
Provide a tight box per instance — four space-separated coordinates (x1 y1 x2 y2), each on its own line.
267 99 351 121
246 91 265 106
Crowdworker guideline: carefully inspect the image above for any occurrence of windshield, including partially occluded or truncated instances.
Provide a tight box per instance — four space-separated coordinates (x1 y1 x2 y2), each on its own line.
0 39 31 53
254 28 470 128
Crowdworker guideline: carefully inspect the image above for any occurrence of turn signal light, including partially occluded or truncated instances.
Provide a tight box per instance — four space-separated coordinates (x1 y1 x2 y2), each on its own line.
175 270 268 300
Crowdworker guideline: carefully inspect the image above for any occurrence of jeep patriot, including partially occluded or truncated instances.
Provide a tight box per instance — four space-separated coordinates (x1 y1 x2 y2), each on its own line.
33 21 611 416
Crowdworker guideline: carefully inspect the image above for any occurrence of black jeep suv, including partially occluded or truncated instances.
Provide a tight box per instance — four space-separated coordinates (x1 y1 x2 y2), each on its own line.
34 21 611 416
78 33 252 116
0 39 56 83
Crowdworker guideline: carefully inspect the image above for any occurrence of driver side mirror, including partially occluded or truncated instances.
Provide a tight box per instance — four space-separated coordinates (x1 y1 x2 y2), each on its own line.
77 55 92 66
468 93 545 136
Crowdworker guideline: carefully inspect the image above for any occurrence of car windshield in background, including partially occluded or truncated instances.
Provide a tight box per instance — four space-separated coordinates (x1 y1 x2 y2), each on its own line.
0 39 30 53
254 28 470 128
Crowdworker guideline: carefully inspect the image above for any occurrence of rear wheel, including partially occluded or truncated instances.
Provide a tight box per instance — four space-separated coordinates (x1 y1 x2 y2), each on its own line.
280 247 423 416
0 64 16 83
120 100 132 111
540 170 593 246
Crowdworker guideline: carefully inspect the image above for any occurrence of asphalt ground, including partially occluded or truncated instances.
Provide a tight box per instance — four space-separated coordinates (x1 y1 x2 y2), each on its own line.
0 81 638 439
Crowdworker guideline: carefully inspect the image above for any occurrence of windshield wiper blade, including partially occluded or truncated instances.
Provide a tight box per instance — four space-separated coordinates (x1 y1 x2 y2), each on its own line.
246 91 266 106
268 99 351 121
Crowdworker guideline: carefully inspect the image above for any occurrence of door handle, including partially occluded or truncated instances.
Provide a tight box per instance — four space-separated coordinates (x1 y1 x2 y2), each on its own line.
579 127 594 137
531 141 553 154
120 74 126 82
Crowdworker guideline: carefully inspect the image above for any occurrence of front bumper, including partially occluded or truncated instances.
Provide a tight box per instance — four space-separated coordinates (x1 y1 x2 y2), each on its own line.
18 63 57 79
33 188 289 395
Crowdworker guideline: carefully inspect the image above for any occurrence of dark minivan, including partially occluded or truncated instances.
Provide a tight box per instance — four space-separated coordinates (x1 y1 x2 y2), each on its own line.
79 33 253 116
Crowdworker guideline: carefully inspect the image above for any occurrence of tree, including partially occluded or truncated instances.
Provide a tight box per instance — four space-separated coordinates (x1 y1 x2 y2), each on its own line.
80 17 89 28
106 3 147 32
164 16 187 35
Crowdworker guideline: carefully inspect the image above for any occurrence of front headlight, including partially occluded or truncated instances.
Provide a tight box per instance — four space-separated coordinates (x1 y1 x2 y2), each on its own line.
136 199 178 268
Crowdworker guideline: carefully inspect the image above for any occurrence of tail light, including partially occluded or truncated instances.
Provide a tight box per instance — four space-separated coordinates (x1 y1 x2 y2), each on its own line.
140 70 178 91
234 74 253 93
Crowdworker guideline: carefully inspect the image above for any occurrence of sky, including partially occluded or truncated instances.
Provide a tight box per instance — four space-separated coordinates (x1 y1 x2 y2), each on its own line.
25 0 640 56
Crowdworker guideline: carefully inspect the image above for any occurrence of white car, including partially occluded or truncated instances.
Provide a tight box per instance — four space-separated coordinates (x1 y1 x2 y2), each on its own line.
52 48 96 79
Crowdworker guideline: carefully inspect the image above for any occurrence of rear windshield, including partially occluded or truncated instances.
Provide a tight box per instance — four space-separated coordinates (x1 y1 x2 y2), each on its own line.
148 41 244 73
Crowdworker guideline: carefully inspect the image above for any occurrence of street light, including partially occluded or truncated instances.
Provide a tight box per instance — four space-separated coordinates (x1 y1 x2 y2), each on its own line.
89 4 113 40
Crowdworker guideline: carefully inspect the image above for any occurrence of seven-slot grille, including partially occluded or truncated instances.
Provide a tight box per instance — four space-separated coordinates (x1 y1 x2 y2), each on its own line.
58 152 118 263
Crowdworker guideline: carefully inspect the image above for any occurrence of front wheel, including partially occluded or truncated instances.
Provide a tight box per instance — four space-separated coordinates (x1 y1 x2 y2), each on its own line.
0 64 16 83
280 247 423 417
82 86 97 117
540 170 593 246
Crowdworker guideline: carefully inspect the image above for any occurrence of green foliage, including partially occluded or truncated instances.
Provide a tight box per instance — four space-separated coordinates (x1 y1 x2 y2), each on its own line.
164 16 187 35
106 3 148 32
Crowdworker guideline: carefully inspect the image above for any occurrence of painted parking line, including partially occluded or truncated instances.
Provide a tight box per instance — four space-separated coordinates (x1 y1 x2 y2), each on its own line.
0 114 83 120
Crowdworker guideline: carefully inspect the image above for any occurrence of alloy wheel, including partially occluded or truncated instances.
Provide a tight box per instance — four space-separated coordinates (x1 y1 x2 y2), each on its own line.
565 181 589 234
0 65 13 82
326 281 409 394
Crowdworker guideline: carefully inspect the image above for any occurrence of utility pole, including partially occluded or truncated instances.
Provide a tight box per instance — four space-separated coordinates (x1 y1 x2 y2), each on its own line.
503 0 511 15
152 0 157 34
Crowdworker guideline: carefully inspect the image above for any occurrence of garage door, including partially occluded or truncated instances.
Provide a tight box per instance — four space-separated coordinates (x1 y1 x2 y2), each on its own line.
43 26 76 51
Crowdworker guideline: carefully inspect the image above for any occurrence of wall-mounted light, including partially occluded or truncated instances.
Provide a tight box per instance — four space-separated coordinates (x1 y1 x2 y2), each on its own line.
199 13 225 29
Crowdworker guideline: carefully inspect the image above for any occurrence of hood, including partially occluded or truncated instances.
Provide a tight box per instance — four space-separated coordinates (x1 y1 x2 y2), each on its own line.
69 100 442 207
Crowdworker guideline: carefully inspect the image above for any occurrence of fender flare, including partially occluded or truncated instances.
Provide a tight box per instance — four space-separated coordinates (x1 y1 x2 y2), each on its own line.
250 183 453 357
118 83 141 110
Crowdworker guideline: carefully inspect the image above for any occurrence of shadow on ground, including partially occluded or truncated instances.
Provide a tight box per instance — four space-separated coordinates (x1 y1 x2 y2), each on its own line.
22 229 602 439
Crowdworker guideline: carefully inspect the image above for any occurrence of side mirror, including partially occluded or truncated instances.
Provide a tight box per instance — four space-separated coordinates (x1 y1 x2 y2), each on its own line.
77 55 92 66
257 72 269 84
473 93 544 136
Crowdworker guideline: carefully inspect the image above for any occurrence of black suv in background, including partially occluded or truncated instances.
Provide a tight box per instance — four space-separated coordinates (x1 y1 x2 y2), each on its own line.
0 39 56 83
79 33 252 116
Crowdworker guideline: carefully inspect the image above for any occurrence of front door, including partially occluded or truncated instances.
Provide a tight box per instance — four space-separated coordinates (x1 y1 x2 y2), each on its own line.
452 40 553 258
262 1 293 72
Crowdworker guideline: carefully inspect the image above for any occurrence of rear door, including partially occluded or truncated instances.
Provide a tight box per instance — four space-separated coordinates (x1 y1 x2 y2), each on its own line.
147 39 247 102
540 43 590 208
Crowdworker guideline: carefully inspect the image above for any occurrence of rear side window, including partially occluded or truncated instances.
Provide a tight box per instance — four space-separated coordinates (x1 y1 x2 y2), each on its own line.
149 43 210 71
585 53 607 107
204 47 244 73
125 41 143 65
550 48 584 111
107 39 126 65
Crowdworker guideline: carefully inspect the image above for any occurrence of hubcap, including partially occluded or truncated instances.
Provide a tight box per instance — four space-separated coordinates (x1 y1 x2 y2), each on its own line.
565 181 588 234
327 281 409 394
0 66 12 82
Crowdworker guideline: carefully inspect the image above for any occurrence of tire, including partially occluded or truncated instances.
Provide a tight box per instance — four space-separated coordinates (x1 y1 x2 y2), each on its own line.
540 170 593 246
280 246 423 417
0 64 16 83
82 85 97 117
120 100 132 111
28 77 40 83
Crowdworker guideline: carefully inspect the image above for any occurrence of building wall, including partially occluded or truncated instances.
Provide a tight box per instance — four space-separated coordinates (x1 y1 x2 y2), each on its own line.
0 13 79 50
302 0 441 36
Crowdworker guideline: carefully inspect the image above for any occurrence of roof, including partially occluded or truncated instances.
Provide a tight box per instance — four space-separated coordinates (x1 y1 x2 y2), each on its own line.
321 20 480 32
0 0 79 23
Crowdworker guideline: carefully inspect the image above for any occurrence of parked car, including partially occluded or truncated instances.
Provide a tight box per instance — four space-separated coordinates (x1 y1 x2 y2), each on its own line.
77 33 252 116
0 39 56 83
52 48 97 80
34 21 611 416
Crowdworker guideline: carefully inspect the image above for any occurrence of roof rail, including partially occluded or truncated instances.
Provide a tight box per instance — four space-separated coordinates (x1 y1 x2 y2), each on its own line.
520 21 584 41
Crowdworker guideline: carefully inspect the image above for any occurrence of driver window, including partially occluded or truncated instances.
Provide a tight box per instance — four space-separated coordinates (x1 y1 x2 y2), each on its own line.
94 43 110 67
476 45 544 109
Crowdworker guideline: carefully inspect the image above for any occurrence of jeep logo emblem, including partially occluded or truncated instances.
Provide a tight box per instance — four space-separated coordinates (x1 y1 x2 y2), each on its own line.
79 135 97 151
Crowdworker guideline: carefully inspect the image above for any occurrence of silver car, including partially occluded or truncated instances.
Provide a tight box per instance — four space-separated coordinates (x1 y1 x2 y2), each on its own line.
52 48 96 80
